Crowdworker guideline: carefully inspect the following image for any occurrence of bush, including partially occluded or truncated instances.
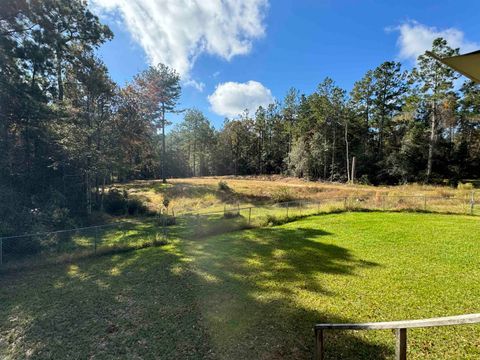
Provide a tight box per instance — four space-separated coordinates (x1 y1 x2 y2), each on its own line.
358 174 371 185
271 187 293 203
162 197 170 209
104 189 127 215
218 181 231 191
458 182 474 190
127 198 148 215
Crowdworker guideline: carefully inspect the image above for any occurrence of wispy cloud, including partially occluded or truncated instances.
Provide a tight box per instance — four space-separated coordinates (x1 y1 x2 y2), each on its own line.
390 20 479 62
91 0 269 89
208 80 274 118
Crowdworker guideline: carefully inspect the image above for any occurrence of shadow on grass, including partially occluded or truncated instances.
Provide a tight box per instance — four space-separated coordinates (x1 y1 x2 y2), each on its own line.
0 246 215 359
0 218 165 272
185 226 389 359
0 222 391 359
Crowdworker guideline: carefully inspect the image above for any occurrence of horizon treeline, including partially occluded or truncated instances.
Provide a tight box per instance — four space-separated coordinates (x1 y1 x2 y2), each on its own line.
1 0 479 235
165 39 480 185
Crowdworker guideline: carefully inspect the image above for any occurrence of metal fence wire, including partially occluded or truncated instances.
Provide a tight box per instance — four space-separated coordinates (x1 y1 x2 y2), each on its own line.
1 192 477 269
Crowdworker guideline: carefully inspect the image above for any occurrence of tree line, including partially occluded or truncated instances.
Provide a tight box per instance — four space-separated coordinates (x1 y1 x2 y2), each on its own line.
1 0 479 236
169 39 479 185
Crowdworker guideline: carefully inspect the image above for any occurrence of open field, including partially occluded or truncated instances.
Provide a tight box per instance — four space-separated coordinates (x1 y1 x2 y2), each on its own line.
119 176 479 215
2 212 479 359
2 176 478 271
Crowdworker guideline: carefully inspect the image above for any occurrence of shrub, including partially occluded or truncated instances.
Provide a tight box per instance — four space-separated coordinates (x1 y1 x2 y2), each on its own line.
271 187 293 203
358 174 371 185
104 189 128 215
218 181 231 191
162 197 170 209
127 198 148 215
458 182 474 190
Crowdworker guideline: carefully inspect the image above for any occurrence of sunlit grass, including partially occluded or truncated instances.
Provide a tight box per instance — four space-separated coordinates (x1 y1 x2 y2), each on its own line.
1 212 480 359
186 212 480 359
116 176 478 216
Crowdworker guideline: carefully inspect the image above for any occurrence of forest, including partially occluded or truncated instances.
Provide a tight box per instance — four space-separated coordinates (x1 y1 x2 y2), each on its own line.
1 0 479 236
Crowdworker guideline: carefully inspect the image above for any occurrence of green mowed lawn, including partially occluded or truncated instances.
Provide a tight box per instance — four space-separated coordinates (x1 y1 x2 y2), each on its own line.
1 212 479 359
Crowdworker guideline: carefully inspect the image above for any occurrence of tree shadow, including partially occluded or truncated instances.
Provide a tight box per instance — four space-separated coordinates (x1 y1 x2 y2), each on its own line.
185 226 389 359
0 225 390 360
0 247 215 359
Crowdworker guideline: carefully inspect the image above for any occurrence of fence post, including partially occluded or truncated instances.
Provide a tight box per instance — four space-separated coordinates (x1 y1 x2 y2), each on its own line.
424 195 427 211
248 207 252 224
314 329 324 360
344 197 348 210
395 328 407 360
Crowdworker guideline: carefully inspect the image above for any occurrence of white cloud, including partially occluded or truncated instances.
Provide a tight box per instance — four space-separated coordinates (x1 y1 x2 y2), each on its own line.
183 79 205 92
392 20 479 62
208 81 274 117
91 0 268 85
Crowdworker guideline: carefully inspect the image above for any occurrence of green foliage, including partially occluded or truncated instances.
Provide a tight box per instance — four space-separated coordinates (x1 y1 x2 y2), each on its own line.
218 181 231 191
103 189 127 216
126 198 149 216
270 186 293 203
457 182 474 190
1 0 479 241
103 190 149 216
162 197 171 209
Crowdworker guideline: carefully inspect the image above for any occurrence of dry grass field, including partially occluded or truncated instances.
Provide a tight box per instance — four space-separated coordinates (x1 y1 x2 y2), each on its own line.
118 176 478 215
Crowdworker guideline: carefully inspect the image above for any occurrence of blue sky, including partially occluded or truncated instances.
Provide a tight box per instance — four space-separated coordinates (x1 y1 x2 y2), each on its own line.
93 0 480 128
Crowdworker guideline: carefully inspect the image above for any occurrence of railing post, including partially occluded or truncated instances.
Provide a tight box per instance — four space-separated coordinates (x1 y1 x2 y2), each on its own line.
314 328 324 360
395 328 407 360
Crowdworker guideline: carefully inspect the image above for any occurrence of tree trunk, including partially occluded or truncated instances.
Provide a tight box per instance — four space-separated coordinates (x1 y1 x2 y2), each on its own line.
323 135 327 180
330 122 336 182
161 105 166 183
193 133 196 177
426 101 436 182
345 119 350 183
56 47 63 101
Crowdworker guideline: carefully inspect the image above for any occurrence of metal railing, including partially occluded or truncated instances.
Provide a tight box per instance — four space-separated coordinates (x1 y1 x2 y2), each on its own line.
314 313 480 360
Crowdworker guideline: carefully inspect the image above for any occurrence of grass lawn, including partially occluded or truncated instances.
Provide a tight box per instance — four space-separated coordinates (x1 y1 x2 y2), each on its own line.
1 212 480 359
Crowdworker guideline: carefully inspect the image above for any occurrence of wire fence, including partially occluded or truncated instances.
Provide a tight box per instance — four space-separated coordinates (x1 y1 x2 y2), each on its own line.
179 192 478 238
1 192 477 270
